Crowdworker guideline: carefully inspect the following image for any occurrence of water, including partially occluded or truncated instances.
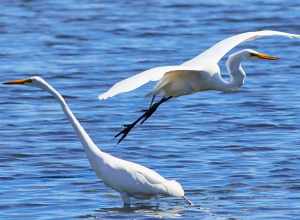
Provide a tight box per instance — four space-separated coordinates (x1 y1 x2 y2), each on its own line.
0 0 300 219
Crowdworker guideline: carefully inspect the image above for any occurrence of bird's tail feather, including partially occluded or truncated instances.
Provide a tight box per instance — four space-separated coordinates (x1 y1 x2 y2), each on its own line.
164 180 184 197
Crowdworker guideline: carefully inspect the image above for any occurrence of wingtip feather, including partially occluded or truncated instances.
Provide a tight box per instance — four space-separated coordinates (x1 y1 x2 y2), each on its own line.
289 34 300 38
98 93 109 100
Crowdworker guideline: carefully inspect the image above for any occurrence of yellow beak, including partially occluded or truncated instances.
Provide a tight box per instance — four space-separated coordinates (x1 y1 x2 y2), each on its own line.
3 79 32 85
255 52 279 60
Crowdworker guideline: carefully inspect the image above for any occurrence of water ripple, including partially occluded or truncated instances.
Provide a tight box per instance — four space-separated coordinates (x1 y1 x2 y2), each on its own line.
0 1 300 220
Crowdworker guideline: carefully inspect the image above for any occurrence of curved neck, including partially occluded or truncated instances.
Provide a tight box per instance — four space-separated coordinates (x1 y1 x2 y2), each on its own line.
215 52 246 92
42 82 101 155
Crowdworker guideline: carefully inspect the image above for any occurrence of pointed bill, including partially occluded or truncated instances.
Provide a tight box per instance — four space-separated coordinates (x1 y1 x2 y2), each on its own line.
254 52 279 60
3 79 32 85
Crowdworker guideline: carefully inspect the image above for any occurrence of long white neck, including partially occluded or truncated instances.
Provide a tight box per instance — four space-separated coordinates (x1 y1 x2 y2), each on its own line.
215 51 246 92
40 81 103 159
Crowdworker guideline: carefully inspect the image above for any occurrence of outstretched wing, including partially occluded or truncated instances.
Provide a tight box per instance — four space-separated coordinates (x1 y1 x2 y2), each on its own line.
98 65 200 100
99 30 300 100
182 30 300 68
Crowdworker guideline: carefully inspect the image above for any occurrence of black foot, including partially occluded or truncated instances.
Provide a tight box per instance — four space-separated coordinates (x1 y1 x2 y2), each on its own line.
115 96 172 143
115 123 135 144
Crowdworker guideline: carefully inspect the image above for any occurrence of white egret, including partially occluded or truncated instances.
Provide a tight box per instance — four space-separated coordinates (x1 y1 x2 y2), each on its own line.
99 30 300 143
4 76 191 207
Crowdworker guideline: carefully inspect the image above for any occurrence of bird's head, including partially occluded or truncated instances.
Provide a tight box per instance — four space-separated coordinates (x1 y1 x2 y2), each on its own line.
242 49 279 61
3 76 48 89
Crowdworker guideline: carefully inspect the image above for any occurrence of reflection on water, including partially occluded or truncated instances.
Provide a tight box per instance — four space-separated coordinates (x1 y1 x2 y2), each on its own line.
94 206 184 219
79 204 218 219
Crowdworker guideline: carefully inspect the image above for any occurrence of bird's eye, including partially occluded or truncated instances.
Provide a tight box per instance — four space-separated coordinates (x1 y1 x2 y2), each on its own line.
249 53 257 57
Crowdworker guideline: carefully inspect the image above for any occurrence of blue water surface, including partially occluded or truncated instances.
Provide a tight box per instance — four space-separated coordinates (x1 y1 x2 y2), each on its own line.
0 0 300 219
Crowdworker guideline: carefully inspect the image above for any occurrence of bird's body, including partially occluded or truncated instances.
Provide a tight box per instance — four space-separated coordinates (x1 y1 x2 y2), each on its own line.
87 149 184 200
152 70 212 97
99 30 300 143
4 77 187 207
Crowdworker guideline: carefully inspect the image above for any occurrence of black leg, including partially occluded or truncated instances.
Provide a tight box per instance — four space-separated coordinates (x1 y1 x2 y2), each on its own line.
140 96 171 124
115 96 172 144
149 95 156 107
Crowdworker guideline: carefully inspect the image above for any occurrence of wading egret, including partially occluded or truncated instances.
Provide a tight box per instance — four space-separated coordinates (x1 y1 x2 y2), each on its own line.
99 30 300 143
4 76 191 207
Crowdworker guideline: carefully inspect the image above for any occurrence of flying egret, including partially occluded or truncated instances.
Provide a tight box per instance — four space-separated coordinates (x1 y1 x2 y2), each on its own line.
99 30 300 143
4 76 191 207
